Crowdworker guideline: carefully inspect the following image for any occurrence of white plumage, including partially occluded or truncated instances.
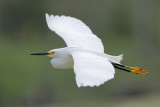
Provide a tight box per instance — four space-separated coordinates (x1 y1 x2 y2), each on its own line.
33 14 123 87
71 51 114 87
46 14 104 53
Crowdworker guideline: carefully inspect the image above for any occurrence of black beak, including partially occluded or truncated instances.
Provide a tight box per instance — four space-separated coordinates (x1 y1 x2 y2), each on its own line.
30 52 50 55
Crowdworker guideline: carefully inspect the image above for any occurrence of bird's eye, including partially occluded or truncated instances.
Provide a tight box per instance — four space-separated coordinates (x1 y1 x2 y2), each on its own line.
48 52 55 55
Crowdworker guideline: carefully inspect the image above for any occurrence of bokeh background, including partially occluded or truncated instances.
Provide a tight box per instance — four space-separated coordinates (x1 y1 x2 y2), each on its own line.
0 0 160 107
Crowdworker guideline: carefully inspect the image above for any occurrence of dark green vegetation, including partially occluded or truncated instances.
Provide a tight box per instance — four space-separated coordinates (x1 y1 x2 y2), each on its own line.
0 0 160 107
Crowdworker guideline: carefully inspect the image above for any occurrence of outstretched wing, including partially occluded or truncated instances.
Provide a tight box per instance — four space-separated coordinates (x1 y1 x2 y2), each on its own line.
71 51 115 87
46 13 104 53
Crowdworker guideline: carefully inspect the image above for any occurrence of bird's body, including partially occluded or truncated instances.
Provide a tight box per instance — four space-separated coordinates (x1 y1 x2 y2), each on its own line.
48 47 124 87
31 14 148 87
49 47 123 69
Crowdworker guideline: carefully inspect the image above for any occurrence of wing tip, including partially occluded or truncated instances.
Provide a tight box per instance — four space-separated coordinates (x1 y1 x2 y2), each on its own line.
45 13 66 20
76 75 114 88
45 13 50 20
77 83 100 88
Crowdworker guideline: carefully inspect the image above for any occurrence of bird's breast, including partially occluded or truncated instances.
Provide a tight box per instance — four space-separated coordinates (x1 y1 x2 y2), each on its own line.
50 54 74 69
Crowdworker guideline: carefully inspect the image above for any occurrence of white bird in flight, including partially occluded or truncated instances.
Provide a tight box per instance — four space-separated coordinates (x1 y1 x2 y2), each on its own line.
31 13 148 87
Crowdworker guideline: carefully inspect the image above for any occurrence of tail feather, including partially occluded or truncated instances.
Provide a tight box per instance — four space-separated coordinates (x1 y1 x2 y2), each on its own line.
105 54 124 63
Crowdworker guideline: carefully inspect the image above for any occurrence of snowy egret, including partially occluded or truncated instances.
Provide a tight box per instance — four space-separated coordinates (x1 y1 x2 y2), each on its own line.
31 14 148 87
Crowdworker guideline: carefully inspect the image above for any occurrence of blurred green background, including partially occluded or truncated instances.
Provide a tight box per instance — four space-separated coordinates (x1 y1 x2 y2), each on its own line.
0 0 160 107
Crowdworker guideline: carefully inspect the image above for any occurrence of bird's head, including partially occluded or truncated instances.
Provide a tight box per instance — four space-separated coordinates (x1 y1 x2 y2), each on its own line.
30 50 55 58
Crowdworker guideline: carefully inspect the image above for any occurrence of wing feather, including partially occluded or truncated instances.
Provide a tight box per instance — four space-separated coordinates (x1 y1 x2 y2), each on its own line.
71 51 115 87
46 13 104 52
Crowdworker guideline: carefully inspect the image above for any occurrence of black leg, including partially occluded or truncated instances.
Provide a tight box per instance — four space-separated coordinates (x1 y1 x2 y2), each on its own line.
111 63 148 75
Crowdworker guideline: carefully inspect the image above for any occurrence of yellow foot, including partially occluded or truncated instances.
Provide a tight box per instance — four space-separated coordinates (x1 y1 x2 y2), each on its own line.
125 66 148 75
